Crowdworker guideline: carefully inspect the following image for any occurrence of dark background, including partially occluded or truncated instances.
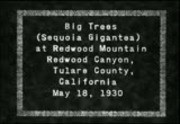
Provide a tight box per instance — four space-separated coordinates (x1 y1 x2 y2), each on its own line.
0 0 179 123
23 16 160 111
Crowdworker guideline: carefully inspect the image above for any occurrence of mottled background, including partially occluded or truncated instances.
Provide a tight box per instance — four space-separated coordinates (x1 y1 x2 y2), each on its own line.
0 0 179 123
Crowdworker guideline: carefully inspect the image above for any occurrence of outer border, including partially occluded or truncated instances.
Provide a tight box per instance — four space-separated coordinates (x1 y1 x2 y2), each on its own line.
17 10 166 117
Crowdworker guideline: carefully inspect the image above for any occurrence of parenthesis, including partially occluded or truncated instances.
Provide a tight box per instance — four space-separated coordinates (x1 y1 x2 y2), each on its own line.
136 33 140 42
37 33 41 42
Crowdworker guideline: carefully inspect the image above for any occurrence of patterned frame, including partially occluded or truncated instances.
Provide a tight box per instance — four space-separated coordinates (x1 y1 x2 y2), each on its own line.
17 10 166 117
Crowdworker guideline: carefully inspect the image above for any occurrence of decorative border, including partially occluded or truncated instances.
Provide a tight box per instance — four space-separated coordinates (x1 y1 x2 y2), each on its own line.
17 10 166 117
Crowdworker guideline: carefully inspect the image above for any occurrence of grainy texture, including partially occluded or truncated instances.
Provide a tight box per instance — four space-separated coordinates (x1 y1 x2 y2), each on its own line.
0 1 179 123
17 10 166 117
